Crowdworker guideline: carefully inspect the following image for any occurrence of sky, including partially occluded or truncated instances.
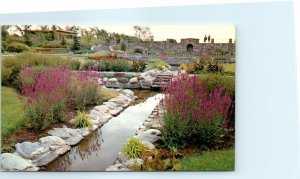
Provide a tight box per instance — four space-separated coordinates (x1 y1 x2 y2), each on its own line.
8 25 235 43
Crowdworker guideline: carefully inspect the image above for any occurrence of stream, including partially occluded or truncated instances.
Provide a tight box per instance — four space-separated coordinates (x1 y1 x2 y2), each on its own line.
44 90 162 171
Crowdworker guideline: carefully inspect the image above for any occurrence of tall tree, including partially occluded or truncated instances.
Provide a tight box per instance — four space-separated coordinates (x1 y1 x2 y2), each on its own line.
81 28 96 46
133 25 153 42
1 25 11 40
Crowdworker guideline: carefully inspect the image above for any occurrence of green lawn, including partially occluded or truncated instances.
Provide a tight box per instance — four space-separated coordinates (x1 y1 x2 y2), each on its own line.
179 149 235 171
1 86 25 137
221 63 235 73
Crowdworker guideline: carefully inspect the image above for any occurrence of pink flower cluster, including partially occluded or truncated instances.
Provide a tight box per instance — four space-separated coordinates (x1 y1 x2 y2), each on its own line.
162 73 233 126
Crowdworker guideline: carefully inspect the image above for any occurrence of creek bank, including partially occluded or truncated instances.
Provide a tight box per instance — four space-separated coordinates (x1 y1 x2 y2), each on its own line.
0 89 136 171
105 98 165 171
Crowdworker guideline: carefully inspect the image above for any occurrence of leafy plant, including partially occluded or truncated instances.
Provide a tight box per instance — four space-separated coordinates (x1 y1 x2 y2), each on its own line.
73 111 92 128
146 59 169 71
121 137 147 158
132 60 146 72
161 73 233 148
6 42 30 52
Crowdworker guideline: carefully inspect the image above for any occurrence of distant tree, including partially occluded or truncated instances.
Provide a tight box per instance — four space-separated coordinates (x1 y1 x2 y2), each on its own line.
71 35 81 51
1 25 11 41
39 25 49 31
133 25 153 42
120 42 126 51
81 28 96 46
60 37 66 46
14 25 32 36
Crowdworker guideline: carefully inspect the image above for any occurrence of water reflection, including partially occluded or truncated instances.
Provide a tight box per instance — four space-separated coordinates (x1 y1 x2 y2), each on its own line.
45 90 162 171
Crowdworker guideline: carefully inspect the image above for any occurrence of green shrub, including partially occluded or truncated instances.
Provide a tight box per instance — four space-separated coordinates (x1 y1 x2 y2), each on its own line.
120 42 126 51
4 35 26 44
146 59 169 71
199 73 235 100
73 111 92 128
1 41 7 52
67 60 81 70
121 137 147 158
206 60 224 73
132 60 146 72
134 47 143 54
1 52 81 87
6 42 30 53
69 73 100 111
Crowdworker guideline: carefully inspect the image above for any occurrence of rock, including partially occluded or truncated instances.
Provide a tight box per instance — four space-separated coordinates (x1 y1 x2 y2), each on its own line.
108 78 118 82
79 127 91 136
129 77 138 83
123 158 143 168
34 152 59 167
0 153 38 171
118 77 129 83
48 128 71 140
141 141 155 150
117 152 129 163
39 136 66 147
94 105 109 113
48 128 84 146
65 135 83 146
53 145 71 155
69 118 76 125
105 164 125 171
143 129 162 136
104 102 123 116
136 129 162 143
103 77 108 82
151 124 162 129
97 78 103 85
122 89 134 98
109 98 130 108
106 81 120 88
15 142 49 160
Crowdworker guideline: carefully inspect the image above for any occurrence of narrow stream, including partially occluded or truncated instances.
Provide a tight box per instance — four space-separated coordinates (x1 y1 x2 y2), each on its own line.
44 90 162 171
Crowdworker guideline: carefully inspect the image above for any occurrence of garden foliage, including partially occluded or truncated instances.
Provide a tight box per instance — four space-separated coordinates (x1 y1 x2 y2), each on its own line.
121 137 147 158
19 67 100 130
73 111 92 128
162 73 233 148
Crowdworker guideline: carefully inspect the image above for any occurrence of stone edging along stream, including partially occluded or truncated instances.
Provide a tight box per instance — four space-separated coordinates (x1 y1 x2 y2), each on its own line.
0 89 137 171
105 95 165 171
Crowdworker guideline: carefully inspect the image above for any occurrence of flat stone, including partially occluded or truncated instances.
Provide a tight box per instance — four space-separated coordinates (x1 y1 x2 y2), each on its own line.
34 152 59 167
94 105 109 113
122 89 134 97
53 145 71 155
0 153 38 171
48 128 71 139
141 141 155 150
143 129 162 136
108 78 118 82
39 136 66 147
136 129 162 144
151 124 163 129
15 142 49 160
105 164 124 171
69 118 76 125
65 135 83 146
123 158 143 168
80 127 91 137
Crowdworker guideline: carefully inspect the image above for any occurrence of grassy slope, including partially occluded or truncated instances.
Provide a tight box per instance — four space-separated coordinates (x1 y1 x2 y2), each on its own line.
179 149 235 171
1 86 25 137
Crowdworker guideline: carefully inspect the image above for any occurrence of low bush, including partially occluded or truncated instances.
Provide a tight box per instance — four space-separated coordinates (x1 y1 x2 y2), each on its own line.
121 137 147 158
146 59 169 71
162 74 233 148
181 59 224 74
19 67 100 131
81 59 132 72
133 47 143 54
69 72 100 111
1 41 7 52
6 42 30 53
20 67 72 130
132 60 146 72
1 53 81 87
73 111 92 128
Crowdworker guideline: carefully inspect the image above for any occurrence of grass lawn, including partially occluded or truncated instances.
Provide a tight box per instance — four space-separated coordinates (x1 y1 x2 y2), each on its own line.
179 149 235 171
221 63 235 73
1 86 25 137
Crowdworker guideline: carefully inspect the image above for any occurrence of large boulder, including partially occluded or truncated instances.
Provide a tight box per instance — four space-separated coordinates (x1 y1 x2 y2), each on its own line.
0 153 39 171
129 77 138 84
48 128 84 146
15 142 49 160
39 136 66 147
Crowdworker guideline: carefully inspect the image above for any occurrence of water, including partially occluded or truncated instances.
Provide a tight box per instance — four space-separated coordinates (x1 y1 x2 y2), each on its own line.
44 91 163 171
